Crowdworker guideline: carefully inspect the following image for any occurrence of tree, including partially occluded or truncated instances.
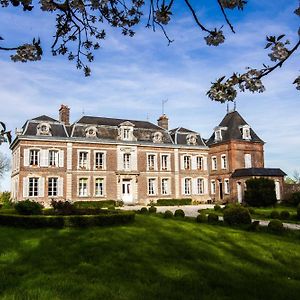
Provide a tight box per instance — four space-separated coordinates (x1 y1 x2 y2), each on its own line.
0 151 10 178
0 0 299 100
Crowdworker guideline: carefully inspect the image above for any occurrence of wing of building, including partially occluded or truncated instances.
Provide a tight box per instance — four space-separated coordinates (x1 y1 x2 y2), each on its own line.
10 105 285 206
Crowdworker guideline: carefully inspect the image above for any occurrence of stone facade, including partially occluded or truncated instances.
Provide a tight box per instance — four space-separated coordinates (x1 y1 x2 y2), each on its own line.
10 106 285 206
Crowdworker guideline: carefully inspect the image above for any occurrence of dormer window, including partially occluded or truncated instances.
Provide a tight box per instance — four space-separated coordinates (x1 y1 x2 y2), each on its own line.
118 121 136 142
186 134 197 145
215 130 222 141
85 126 98 138
37 123 51 136
153 132 163 143
240 125 251 140
123 129 130 140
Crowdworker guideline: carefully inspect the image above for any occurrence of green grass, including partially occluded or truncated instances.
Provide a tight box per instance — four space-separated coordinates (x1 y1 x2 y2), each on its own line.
0 215 300 300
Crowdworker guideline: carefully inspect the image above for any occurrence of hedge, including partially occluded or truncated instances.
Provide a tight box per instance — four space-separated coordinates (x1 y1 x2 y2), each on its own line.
0 211 135 228
73 200 121 209
156 199 192 206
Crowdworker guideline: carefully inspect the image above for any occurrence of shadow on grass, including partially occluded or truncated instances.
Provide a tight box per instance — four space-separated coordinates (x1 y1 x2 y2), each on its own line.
0 215 300 300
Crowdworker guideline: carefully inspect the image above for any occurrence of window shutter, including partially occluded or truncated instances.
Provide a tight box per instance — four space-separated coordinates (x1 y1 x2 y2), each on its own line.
40 150 48 167
132 150 137 171
181 178 185 195
59 150 64 167
103 152 107 170
244 154 252 168
58 177 64 197
204 179 208 194
180 156 185 170
87 152 90 170
154 155 158 171
191 156 197 170
23 177 28 198
192 178 197 195
24 149 29 167
39 177 45 197
203 157 208 170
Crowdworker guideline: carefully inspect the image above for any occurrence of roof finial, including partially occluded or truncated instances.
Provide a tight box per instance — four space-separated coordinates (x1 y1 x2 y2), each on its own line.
162 99 168 115
234 100 237 111
227 102 229 114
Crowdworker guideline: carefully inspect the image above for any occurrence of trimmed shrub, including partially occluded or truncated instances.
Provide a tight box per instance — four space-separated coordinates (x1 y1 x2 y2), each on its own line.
214 204 221 211
163 210 173 219
74 200 116 209
270 210 280 219
287 192 300 206
297 203 300 220
140 207 148 214
248 207 255 215
196 214 207 223
51 200 75 215
244 178 277 207
248 220 260 231
279 210 290 220
223 205 252 226
156 199 192 206
268 219 284 233
15 200 43 215
207 213 219 224
174 209 185 218
0 211 135 228
148 206 157 214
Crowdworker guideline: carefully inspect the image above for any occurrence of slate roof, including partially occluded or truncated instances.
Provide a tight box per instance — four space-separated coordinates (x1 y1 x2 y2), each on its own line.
206 111 264 145
23 121 68 138
169 127 207 147
32 115 59 122
231 168 286 178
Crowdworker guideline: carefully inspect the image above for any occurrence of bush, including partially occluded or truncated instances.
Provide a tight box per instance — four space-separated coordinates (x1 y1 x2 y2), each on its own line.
163 210 173 219
207 213 219 224
140 207 148 214
196 214 207 223
248 207 255 215
214 204 221 211
156 199 192 206
74 200 116 209
0 211 135 228
248 220 260 231
279 210 290 220
244 178 277 207
223 205 252 226
148 206 157 214
268 219 284 233
297 203 300 220
0 192 13 209
174 209 185 218
270 210 280 219
287 192 300 206
51 200 75 215
15 200 43 215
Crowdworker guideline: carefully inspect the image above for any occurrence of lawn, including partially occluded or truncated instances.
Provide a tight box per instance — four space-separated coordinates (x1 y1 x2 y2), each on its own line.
0 215 300 300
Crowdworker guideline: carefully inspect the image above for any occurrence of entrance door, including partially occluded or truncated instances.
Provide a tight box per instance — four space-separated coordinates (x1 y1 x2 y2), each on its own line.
122 179 133 204
237 182 242 203
219 181 223 200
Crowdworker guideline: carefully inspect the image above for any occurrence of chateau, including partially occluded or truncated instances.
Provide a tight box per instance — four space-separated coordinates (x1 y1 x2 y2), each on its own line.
10 105 285 206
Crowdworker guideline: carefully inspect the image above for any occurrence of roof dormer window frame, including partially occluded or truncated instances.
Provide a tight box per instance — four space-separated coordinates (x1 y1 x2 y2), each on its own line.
214 126 227 142
118 121 136 142
37 122 52 136
85 126 98 138
239 125 251 140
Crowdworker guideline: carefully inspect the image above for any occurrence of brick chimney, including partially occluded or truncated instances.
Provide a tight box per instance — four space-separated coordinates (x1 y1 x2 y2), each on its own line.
157 114 169 130
59 104 70 125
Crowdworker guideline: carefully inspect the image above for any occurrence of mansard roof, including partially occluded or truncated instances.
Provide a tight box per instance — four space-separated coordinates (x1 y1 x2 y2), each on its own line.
206 111 264 146
23 120 68 137
32 115 59 122
169 127 207 147
231 168 286 178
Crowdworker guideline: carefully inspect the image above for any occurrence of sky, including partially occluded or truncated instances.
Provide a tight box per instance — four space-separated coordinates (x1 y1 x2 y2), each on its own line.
0 0 299 191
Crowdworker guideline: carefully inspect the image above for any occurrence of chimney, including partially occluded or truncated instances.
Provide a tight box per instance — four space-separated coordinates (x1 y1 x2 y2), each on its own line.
157 114 169 130
59 104 70 125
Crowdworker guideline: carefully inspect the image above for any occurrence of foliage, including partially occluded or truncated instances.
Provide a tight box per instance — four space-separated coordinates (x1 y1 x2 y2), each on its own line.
244 178 277 207
268 219 284 233
163 210 173 219
140 207 148 214
0 191 12 208
14 199 43 215
297 203 300 220
214 204 222 211
196 214 207 223
279 210 290 220
0 210 135 228
148 205 157 214
270 210 280 219
174 209 185 218
287 192 300 207
156 198 192 206
207 213 219 224
223 204 251 226
51 199 75 215
0 151 10 177
73 200 117 209
248 220 260 232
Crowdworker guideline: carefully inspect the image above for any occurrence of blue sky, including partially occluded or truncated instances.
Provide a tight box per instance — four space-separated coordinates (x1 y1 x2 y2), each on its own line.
0 0 299 190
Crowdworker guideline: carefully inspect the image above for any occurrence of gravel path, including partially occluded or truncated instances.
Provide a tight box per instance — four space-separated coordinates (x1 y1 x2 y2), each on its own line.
122 205 300 230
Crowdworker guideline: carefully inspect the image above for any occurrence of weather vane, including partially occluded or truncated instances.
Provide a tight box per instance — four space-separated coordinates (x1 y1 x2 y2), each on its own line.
162 99 168 115
0 121 12 145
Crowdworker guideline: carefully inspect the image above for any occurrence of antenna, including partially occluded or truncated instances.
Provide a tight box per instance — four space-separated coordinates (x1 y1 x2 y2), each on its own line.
162 99 168 115
226 102 229 114
82 107 85 115
146 113 149 121
233 100 237 111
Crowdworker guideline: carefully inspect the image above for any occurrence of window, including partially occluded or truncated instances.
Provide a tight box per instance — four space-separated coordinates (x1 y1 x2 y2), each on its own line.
224 179 230 194
241 125 251 140
161 155 169 170
29 177 39 197
48 177 58 196
161 178 170 195
123 129 130 140
123 153 131 170
215 130 222 141
49 150 59 167
29 149 39 166
95 152 104 169
184 178 192 195
79 178 88 197
79 151 88 169
148 178 156 195
95 178 104 196
197 178 204 195
244 154 252 168
183 156 191 170
211 156 217 170
196 156 203 170
211 180 216 194
147 154 156 171
221 154 227 169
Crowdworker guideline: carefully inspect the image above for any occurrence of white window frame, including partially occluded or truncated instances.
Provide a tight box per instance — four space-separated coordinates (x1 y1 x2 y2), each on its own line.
147 178 157 196
184 178 192 195
161 154 170 171
211 180 216 194
244 153 252 168
224 179 230 194
95 177 105 197
123 153 131 170
215 130 222 141
78 151 89 169
147 153 157 171
49 150 59 167
221 154 227 170
196 156 203 170
48 177 58 197
211 156 217 170
29 149 40 166
183 155 191 170
28 177 39 197
94 151 106 170
196 178 204 195
78 178 89 197
161 178 171 195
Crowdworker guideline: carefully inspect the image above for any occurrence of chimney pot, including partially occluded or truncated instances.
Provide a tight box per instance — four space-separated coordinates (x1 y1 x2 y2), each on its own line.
59 104 70 125
157 114 169 130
